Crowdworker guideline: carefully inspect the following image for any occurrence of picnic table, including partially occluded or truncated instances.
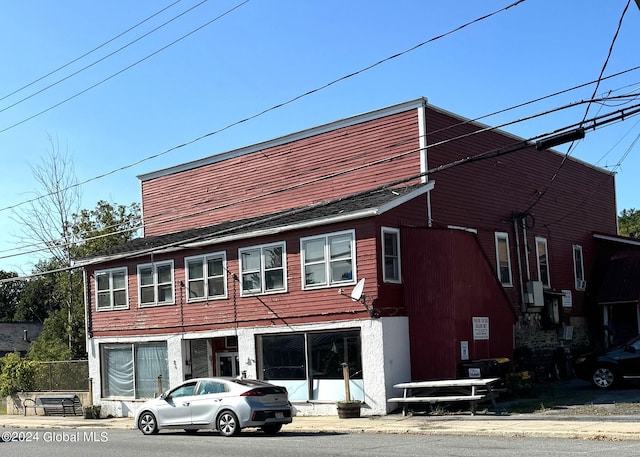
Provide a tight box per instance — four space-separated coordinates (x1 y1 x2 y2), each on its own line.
387 377 501 415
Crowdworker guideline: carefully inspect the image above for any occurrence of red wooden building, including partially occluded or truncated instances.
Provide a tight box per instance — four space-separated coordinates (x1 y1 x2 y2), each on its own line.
80 98 618 417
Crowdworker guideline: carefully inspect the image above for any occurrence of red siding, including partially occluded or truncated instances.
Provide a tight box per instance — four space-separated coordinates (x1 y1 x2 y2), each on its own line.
88 219 381 337
425 107 617 315
401 227 516 381
141 110 422 236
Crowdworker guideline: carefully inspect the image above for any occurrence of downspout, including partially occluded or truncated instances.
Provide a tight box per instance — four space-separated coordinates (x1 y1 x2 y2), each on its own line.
418 100 433 227
513 217 526 312
522 219 531 281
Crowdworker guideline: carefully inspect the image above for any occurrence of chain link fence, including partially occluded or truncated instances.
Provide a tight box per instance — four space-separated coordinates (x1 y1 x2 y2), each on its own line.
31 360 89 391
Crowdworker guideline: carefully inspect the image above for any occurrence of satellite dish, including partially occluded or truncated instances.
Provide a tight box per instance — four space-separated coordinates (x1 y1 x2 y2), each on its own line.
350 278 365 301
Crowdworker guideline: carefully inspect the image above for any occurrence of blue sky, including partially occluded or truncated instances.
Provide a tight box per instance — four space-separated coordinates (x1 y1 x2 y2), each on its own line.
0 0 639 273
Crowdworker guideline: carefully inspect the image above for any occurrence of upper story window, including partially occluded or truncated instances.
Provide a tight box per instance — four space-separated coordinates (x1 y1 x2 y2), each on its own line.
573 244 586 290
301 230 355 289
239 242 286 296
185 252 227 301
138 260 175 306
535 237 551 288
494 232 513 287
382 227 401 283
96 267 128 311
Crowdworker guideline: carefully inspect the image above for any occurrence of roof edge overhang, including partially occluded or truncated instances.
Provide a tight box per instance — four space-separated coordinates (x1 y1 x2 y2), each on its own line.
76 181 434 268
138 98 428 182
593 232 640 247
598 300 639 306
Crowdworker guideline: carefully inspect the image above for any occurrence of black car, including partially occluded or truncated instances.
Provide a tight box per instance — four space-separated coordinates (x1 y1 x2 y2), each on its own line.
574 336 640 389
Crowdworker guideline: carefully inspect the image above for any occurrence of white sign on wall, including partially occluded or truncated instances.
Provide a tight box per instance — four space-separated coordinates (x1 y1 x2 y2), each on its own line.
562 289 573 308
473 317 490 340
460 341 469 361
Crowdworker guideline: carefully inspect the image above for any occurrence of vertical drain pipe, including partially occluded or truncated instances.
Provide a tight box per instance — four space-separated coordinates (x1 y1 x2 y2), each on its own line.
513 216 526 312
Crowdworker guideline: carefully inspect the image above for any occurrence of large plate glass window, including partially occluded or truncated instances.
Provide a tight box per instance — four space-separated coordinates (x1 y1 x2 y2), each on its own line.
301 230 356 289
535 237 551 288
494 232 513 287
101 342 169 399
138 261 174 306
95 267 128 310
239 242 286 296
185 252 227 301
382 227 401 283
258 330 363 402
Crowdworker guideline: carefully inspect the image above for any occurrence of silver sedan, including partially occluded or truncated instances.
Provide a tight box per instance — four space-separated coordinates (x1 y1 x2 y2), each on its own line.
134 377 293 436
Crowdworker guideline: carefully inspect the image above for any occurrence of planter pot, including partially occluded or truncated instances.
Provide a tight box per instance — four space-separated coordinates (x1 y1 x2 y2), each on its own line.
337 401 361 419
83 405 101 419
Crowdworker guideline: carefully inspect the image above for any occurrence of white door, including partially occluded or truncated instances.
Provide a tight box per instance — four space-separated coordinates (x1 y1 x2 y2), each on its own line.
216 352 239 377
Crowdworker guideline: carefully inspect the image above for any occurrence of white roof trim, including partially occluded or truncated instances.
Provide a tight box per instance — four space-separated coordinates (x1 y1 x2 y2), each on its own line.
78 182 434 267
138 98 427 182
593 233 640 247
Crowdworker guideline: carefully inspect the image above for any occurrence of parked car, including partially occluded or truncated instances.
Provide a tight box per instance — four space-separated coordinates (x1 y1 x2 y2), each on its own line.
134 377 293 436
574 336 640 389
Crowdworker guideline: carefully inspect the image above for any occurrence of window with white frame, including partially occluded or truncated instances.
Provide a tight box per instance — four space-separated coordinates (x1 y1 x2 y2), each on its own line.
138 260 174 306
95 267 128 310
239 242 286 295
573 244 585 290
301 230 355 289
494 232 513 287
382 227 401 283
101 342 169 399
185 252 227 301
535 237 551 288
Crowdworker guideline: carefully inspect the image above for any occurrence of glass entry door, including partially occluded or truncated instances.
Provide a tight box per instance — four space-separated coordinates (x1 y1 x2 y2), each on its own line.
216 352 239 377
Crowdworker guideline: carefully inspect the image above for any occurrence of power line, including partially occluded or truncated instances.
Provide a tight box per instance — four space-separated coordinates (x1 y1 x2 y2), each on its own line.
0 0 249 131
0 0 558 218
522 0 633 214
0 0 187 104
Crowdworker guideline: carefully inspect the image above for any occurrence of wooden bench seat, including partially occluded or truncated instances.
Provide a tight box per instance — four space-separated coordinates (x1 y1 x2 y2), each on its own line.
387 395 484 403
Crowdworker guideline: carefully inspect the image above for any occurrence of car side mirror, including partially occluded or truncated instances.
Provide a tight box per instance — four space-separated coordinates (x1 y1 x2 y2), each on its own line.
160 392 169 400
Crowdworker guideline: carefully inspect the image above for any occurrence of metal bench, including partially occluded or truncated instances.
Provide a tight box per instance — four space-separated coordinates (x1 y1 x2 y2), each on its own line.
23 395 83 417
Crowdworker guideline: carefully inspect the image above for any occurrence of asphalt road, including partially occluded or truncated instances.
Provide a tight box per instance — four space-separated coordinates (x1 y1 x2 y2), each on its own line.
4 429 640 457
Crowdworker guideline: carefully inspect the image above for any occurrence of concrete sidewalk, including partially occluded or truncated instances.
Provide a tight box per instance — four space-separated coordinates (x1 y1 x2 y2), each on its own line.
1 413 640 441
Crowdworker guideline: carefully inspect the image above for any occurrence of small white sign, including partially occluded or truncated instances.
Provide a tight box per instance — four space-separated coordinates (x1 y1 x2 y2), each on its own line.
473 317 490 340
562 289 572 308
460 341 469 361
468 367 482 378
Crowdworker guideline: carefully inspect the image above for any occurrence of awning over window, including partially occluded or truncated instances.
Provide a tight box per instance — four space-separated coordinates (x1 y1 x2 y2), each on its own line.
597 252 640 305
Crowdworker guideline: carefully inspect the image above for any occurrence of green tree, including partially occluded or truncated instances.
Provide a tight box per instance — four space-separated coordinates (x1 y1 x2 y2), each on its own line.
69 200 141 260
0 271 24 322
11 142 140 360
0 352 36 397
619 208 640 239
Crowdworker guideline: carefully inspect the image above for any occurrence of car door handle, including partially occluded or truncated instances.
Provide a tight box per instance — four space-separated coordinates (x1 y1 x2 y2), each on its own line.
182 402 190 406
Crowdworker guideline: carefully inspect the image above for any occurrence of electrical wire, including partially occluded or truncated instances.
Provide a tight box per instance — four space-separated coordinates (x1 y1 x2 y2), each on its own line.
0 0 524 216
0 0 187 104
522 0 633 213
0 0 250 131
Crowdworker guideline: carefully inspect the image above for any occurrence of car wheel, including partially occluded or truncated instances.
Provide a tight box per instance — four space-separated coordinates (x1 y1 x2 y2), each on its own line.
138 411 159 435
261 423 282 435
184 429 198 435
592 366 616 389
217 411 240 437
